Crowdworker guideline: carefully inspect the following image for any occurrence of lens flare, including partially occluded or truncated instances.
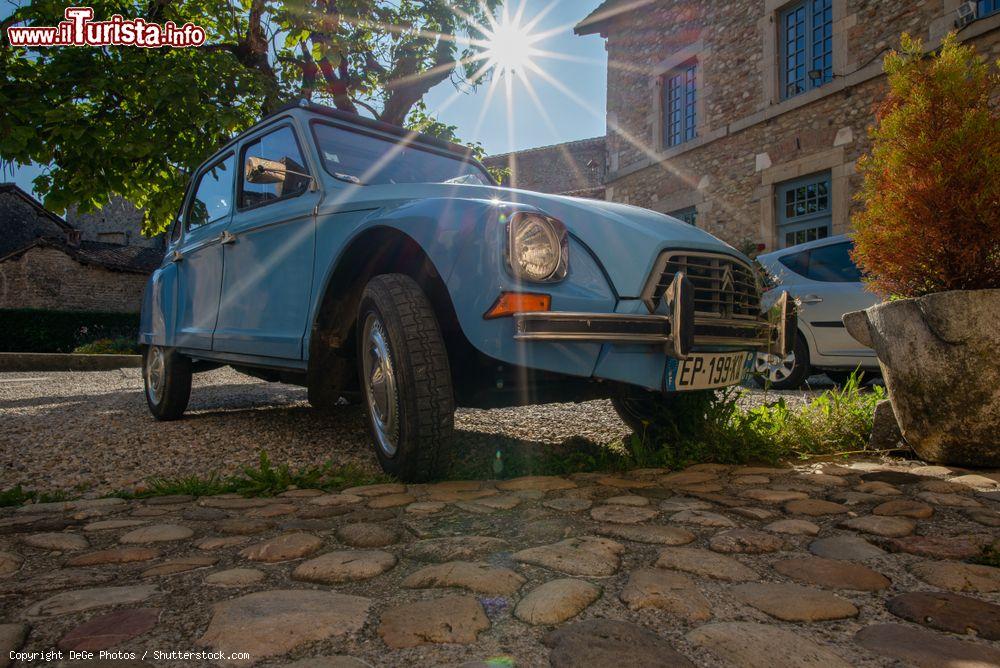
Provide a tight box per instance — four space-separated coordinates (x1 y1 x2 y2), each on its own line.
482 10 543 78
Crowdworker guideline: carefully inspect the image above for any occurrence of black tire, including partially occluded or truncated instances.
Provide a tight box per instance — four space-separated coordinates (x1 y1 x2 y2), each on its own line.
754 333 810 390
142 345 192 421
825 369 867 386
357 274 455 482
612 389 714 435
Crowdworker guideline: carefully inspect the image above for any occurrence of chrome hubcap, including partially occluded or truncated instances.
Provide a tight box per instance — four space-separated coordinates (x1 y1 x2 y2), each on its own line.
146 346 165 404
755 350 797 383
362 313 399 457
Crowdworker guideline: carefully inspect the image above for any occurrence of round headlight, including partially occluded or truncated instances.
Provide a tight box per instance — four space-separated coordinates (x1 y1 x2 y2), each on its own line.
509 214 566 281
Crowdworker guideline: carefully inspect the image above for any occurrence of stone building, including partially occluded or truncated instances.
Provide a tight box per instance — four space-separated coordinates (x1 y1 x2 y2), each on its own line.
66 196 161 249
0 184 162 313
484 137 607 199
575 0 1000 250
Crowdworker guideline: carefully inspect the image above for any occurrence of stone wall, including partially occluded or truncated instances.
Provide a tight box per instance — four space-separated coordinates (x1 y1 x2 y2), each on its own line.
0 246 147 313
65 196 162 249
484 137 607 198
588 0 1000 250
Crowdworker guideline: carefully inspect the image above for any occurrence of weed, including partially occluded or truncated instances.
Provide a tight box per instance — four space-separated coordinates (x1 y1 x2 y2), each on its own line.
453 370 888 479
972 543 1000 569
0 485 71 507
134 452 388 499
73 337 139 355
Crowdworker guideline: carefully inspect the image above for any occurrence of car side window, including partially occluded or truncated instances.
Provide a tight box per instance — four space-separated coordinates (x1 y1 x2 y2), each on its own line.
239 125 310 209
186 154 235 230
806 242 863 282
778 249 810 277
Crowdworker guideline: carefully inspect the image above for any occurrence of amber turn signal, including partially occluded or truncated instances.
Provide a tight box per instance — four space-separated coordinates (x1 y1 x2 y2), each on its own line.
483 292 551 319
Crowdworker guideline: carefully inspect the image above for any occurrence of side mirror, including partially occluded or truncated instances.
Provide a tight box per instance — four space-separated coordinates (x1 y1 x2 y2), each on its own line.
244 155 316 195
245 156 287 184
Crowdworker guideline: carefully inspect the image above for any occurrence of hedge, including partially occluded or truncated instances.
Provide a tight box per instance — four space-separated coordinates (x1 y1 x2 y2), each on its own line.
0 309 140 353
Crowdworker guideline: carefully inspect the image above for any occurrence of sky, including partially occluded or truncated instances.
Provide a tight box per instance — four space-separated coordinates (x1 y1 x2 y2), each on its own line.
2 0 608 197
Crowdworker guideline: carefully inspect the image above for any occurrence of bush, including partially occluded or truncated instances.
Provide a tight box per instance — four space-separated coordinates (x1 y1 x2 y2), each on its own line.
0 309 139 353
73 337 139 355
852 33 1000 298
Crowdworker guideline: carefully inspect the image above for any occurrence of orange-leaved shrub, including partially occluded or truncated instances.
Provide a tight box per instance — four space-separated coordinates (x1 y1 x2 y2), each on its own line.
851 33 1000 297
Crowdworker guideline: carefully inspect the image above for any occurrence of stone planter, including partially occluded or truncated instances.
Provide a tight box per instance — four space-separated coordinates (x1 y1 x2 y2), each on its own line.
843 289 1000 467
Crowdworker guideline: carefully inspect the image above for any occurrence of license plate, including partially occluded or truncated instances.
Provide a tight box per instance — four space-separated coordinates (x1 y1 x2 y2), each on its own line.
666 351 753 391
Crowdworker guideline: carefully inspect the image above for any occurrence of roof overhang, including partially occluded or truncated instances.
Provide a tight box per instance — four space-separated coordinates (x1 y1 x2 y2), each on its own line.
574 0 656 36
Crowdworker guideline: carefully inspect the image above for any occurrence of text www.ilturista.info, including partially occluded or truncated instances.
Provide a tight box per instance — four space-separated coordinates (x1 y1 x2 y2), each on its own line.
6 7 206 47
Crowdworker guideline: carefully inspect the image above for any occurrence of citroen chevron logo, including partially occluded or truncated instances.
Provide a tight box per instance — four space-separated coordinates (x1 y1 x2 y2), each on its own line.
720 265 735 292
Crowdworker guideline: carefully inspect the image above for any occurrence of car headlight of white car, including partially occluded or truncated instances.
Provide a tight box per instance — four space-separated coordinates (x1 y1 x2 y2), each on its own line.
507 212 568 282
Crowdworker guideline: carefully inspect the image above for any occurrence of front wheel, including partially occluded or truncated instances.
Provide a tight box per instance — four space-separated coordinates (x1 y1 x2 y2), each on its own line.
357 274 455 482
612 389 715 436
753 333 810 390
143 345 192 421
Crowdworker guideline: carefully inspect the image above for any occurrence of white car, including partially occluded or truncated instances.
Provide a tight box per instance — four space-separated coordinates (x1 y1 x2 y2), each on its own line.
754 235 880 389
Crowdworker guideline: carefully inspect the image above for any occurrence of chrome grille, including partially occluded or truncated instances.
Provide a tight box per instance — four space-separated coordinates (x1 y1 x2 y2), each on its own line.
642 251 761 319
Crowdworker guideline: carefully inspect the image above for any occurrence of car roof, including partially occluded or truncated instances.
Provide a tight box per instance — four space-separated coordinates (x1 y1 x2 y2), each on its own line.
211 100 481 163
758 233 851 263
194 100 493 186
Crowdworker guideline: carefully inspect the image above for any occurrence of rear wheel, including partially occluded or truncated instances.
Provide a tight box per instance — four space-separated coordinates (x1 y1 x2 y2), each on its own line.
754 333 809 390
143 345 192 421
357 274 454 482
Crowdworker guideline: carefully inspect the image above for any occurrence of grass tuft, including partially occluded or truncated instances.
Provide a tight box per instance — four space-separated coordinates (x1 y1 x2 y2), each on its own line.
0 485 72 508
133 452 389 499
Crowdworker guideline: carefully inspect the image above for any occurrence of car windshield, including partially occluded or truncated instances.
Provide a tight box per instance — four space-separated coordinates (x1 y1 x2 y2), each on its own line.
312 122 492 187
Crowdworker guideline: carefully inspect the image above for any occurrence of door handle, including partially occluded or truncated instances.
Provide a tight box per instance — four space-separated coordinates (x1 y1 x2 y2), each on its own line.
219 230 237 245
170 250 183 263
800 294 823 304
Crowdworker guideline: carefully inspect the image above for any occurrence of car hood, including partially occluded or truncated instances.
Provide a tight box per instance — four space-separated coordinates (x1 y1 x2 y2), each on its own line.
346 182 747 297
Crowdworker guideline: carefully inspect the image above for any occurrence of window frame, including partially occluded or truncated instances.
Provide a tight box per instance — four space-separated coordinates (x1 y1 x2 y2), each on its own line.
776 171 832 248
978 0 1000 17
184 151 236 233
669 206 698 226
308 119 494 186
236 122 313 213
779 0 833 100
661 60 698 149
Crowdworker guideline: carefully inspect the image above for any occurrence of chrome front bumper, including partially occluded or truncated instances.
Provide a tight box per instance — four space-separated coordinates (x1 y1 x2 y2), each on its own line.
513 275 796 360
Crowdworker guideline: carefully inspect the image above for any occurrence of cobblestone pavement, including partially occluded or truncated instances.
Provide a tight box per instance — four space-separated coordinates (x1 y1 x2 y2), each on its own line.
2 463 999 666
0 368 825 496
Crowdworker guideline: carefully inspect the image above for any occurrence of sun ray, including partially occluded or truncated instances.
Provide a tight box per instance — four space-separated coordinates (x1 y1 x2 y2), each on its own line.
523 58 753 230
472 70 505 140
517 72 592 193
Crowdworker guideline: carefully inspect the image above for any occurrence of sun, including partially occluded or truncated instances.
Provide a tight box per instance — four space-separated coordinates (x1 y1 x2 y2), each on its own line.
482 11 542 78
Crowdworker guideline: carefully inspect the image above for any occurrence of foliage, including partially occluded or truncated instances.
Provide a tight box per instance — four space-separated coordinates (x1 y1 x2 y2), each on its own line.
138 451 388 498
453 372 888 479
405 100 508 183
0 309 138 353
0 485 70 508
2 0 504 234
602 376 885 470
852 33 1000 297
972 543 1000 569
73 337 139 355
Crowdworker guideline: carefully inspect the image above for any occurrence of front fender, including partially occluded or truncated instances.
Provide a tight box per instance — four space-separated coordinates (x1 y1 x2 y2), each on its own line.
307 197 616 379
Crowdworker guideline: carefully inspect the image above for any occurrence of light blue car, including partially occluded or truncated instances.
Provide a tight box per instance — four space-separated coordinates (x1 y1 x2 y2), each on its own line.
140 101 794 480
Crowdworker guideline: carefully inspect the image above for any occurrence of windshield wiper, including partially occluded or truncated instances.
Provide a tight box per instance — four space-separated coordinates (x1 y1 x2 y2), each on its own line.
333 172 364 185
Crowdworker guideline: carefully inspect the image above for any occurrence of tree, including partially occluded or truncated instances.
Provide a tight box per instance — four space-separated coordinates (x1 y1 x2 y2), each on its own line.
851 33 1000 297
1 0 501 233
